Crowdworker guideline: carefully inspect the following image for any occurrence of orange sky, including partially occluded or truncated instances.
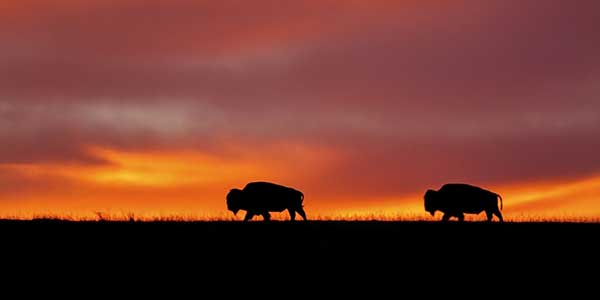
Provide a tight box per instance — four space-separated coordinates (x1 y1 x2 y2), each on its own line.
2 145 600 220
1 1 600 220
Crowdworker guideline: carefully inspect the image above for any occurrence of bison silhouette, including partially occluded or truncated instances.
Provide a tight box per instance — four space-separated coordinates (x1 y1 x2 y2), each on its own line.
226 181 307 221
424 183 503 222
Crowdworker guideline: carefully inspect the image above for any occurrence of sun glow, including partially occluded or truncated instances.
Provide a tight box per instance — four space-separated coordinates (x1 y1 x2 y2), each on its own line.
1 147 600 220
0 146 265 188
84 147 259 187
0 143 340 218
497 175 600 218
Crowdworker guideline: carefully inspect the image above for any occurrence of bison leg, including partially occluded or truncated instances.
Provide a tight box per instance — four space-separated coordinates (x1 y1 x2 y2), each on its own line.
297 207 307 221
243 212 255 222
262 212 271 222
288 209 296 221
494 208 504 222
457 213 465 222
441 213 451 222
485 210 493 222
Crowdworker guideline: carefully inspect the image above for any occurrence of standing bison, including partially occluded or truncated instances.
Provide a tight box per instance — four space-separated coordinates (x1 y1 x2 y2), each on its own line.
424 183 503 222
226 181 307 221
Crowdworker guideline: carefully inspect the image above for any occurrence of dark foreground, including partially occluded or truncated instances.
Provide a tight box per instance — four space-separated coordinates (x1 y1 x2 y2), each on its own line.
2 220 599 290
3 220 599 257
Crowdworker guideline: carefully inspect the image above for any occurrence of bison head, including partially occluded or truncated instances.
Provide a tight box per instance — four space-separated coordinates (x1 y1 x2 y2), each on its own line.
226 188 244 215
424 189 439 216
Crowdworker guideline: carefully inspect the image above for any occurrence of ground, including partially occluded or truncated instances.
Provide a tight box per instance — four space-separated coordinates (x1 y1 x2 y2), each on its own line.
4 219 598 257
3 220 597 292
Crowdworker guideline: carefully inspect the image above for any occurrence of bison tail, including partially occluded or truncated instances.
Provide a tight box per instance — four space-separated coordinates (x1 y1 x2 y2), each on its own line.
497 194 503 210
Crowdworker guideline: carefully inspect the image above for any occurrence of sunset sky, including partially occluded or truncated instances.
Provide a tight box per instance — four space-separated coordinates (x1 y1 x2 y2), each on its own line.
1 0 600 220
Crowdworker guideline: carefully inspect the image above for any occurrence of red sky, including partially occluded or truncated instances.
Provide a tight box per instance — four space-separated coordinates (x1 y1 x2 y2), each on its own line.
1 0 600 220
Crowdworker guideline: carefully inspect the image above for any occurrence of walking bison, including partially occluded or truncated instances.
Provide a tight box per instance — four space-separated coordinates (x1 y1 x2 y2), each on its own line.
424 183 503 222
226 181 307 221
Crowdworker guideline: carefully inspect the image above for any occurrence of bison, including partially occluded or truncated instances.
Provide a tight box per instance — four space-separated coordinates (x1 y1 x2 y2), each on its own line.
424 183 503 222
226 181 307 221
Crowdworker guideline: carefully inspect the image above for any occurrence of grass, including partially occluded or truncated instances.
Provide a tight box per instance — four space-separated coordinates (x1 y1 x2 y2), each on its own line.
2 212 598 223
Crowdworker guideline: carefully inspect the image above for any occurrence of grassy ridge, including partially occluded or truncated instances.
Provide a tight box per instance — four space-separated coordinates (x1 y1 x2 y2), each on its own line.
3 220 598 287
4 219 599 253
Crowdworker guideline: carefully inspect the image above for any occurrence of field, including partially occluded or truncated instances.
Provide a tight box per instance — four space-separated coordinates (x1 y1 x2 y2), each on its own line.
4 219 599 259
4 219 598 293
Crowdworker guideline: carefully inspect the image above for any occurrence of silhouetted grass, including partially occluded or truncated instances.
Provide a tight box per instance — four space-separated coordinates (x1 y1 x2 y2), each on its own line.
2 212 599 223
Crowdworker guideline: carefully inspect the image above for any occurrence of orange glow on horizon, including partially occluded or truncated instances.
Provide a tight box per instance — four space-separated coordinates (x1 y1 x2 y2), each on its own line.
2 150 600 220
0 146 263 187
2 143 600 220
494 176 600 218
85 147 262 187
0 144 343 218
